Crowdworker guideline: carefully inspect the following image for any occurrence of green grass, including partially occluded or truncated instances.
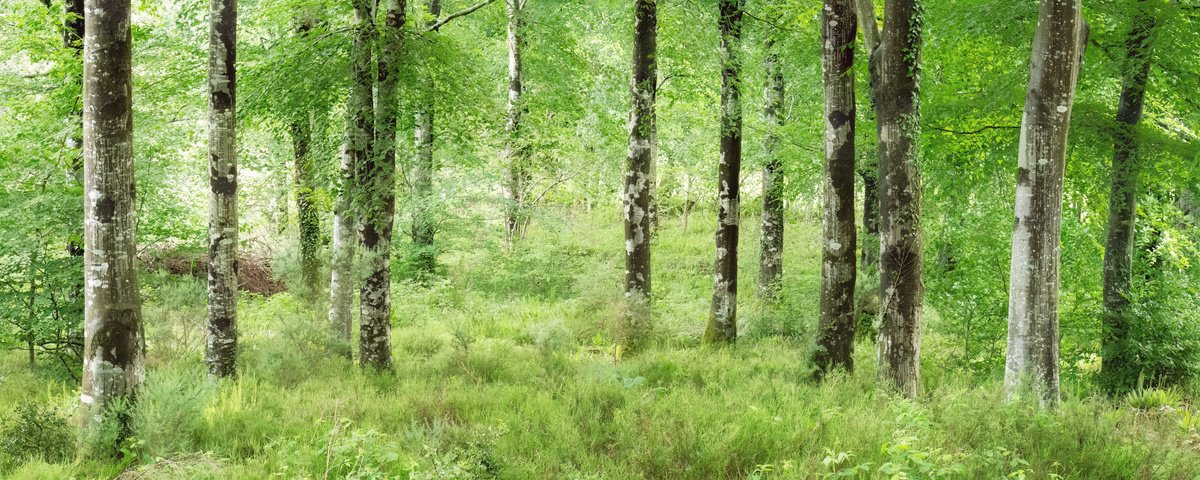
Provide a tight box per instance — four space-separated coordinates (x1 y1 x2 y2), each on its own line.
2 210 1199 479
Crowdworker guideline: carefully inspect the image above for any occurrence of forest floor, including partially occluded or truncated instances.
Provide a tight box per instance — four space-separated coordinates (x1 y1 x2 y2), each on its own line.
2 210 1200 479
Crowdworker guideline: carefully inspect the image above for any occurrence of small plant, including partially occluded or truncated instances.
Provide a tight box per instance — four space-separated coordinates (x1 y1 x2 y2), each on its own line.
1123 386 1183 410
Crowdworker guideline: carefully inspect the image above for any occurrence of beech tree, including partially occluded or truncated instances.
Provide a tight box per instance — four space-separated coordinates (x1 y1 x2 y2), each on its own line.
874 0 924 398
503 0 528 242
291 22 322 297
329 0 375 358
411 0 440 273
814 0 858 376
854 0 880 269
80 0 145 448
623 0 657 341
1004 0 1085 406
206 0 238 379
704 0 744 344
758 27 784 298
1100 0 1156 392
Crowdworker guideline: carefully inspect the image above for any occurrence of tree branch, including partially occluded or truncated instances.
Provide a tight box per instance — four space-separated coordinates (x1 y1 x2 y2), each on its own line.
426 0 498 32
927 124 1019 135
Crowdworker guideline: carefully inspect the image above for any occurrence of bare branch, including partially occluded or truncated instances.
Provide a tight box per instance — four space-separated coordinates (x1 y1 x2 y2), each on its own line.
426 0 498 32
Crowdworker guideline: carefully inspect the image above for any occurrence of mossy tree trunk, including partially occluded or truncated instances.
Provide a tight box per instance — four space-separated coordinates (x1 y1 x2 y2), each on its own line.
1004 0 1085 407
623 0 657 344
81 0 145 452
874 0 924 398
206 0 239 379
815 0 858 377
1100 0 1156 394
758 31 784 299
411 0 440 273
704 0 744 345
854 0 880 270
292 112 322 297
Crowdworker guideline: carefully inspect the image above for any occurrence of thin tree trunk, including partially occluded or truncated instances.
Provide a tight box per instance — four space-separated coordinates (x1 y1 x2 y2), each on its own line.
704 0 744 345
1100 1 1155 393
358 0 406 370
411 0 440 273
503 0 528 243
875 0 924 398
206 0 238 379
854 0 880 270
623 0 656 345
1004 0 1085 407
329 0 375 359
292 114 322 296
758 31 784 298
815 0 858 377
27 250 39 369
81 0 145 452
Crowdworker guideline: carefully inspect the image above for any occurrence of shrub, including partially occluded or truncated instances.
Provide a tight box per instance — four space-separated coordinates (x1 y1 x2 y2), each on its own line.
0 402 74 467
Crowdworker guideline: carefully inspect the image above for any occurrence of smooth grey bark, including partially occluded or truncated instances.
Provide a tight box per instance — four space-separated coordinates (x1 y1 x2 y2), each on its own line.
357 0 406 371
81 0 145 451
875 0 923 398
1004 0 1085 407
206 0 238 379
292 113 322 296
329 0 375 359
758 32 784 298
704 0 744 345
411 0 440 273
503 0 528 243
1100 1 1156 393
623 0 656 344
815 0 858 377
854 0 880 269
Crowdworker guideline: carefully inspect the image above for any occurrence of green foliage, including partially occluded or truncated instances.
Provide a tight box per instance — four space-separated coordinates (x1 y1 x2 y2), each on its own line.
0 402 74 468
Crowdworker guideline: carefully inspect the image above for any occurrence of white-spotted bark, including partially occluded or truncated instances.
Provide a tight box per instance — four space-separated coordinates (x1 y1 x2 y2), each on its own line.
329 0 375 359
758 31 784 298
815 0 858 376
623 0 657 343
1004 0 1085 407
875 0 923 398
81 0 145 451
704 0 744 344
206 0 238 379
1100 1 1155 393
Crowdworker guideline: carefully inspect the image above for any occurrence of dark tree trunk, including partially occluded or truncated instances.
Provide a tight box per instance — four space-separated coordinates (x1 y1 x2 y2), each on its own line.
623 0 657 344
329 0 375 359
855 0 880 270
292 115 322 296
1100 1 1156 393
814 0 858 377
81 0 145 452
1004 0 1085 407
503 0 528 243
758 32 784 298
206 0 239 379
704 0 744 345
875 0 924 398
411 0 440 273
358 0 405 371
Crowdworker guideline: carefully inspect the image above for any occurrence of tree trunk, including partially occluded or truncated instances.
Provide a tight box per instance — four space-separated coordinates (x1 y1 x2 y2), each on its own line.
357 0 406 371
854 0 880 270
1004 0 1085 407
411 0 440 273
875 0 924 398
814 0 858 377
704 0 744 345
758 31 784 298
503 0 528 243
623 0 656 345
81 0 145 452
329 0 375 359
292 114 322 297
1099 1 1155 393
206 0 238 379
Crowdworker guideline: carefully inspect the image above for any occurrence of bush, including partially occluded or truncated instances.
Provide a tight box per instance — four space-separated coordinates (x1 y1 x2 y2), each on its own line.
0 402 74 467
